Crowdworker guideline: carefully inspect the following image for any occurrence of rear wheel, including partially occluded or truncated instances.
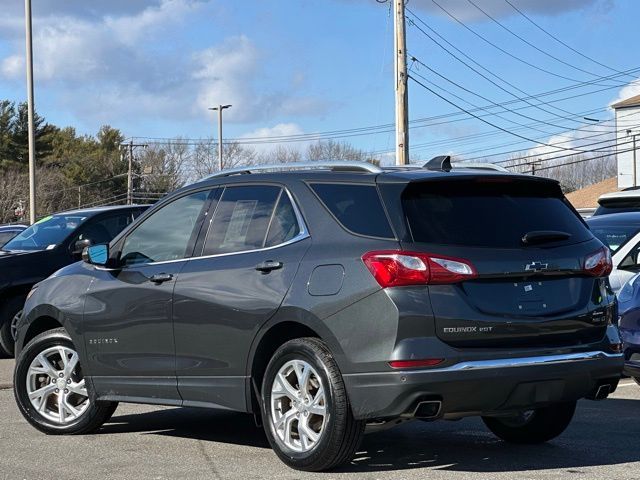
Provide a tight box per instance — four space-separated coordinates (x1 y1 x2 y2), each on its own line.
261 337 364 471
482 401 576 444
14 327 117 434
0 296 23 357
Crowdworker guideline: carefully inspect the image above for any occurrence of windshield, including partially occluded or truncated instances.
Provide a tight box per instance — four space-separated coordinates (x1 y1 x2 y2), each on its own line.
588 223 640 254
3 214 88 251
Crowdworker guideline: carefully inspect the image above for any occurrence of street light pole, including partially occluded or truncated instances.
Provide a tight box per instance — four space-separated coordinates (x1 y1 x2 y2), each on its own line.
209 104 232 171
24 0 36 224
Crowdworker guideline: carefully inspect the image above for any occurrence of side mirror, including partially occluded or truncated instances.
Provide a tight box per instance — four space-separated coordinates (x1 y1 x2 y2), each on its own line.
82 244 109 266
72 238 92 255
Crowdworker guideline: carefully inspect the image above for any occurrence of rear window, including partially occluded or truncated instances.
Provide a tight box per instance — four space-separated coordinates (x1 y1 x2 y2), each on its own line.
310 183 394 238
402 180 591 248
588 223 640 253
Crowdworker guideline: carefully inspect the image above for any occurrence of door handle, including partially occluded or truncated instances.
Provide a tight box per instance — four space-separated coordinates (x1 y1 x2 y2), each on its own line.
255 260 283 273
149 273 174 284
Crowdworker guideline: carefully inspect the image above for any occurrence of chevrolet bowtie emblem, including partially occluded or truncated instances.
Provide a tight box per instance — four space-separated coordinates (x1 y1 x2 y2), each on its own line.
525 261 549 272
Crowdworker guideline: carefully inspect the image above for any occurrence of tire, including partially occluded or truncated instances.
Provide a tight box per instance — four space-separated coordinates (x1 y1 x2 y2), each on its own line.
13 327 118 435
0 296 24 358
482 401 577 444
261 337 365 472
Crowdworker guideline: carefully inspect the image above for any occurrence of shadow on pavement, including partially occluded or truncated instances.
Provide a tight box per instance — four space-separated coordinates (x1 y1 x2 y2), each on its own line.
101 397 640 473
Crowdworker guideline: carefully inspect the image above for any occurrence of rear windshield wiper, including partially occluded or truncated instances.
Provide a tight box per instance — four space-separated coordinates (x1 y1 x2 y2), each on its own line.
521 230 571 246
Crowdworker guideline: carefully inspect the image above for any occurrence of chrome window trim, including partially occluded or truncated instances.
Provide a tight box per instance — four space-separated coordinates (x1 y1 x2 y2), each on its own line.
118 185 309 267
344 351 623 376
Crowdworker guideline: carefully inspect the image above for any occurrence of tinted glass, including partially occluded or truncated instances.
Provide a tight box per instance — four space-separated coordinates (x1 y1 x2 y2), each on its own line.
594 205 640 216
77 212 137 245
588 224 640 253
121 191 208 265
4 214 88 251
403 180 591 248
203 186 281 255
0 231 16 246
265 193 301 247
310 183 394 238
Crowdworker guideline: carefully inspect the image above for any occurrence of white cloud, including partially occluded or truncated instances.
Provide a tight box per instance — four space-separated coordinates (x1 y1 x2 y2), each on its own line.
0 1 327 133
239 123 309 153
610 77 640 108
1 55 23 78
337 0 609 22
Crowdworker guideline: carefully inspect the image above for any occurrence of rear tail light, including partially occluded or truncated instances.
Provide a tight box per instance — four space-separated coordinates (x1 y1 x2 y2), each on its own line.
362 250 477 287
583 247 612 277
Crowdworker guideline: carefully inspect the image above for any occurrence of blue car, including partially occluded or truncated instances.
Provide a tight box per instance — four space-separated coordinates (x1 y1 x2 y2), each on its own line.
617 273 640 384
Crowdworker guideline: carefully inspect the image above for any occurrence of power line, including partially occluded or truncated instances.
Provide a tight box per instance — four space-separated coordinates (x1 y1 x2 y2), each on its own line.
406 8 637 127
408 73 620 155
429 0 626 86
409 56 611 135
466 0 622 83
503 0 635 80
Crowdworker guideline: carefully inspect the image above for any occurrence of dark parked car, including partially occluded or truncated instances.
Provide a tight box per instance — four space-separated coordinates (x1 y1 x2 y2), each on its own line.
616 273 640 385
13 161 623 472
0 205 147 357
0 224 27 246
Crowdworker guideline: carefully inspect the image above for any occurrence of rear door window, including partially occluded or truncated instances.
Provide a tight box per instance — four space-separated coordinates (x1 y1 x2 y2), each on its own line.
203 185 300 255
402 179 591 248
310 183 394 238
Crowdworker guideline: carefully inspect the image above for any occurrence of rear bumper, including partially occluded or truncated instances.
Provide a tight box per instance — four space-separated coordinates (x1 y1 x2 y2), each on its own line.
343 351 624 420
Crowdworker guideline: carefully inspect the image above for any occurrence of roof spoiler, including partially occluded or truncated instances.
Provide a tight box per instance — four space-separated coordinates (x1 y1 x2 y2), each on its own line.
424 155 452 172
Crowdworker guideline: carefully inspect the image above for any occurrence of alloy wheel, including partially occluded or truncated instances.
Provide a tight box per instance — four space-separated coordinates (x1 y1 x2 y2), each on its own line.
10 310 21 341
270 359 327 453
26 346 89 424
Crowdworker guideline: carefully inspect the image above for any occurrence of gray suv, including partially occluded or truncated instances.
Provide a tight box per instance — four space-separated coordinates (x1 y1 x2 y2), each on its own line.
13 160 623 471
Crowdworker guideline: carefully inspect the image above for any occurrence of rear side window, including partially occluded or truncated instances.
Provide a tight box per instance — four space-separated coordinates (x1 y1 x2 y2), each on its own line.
203 185 300 255
310 183 394 238
402 180 591 248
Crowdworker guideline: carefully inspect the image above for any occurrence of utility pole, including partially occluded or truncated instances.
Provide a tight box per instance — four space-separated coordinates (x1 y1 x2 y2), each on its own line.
24 0 36 224
209 105 232 171
122 141 148 205
393 0 409 165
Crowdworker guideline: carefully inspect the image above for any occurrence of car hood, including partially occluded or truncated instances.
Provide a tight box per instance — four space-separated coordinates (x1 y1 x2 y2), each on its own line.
0 249 56 285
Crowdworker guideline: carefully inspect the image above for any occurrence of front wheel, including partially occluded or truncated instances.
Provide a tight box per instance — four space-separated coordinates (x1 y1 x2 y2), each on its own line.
482 401 577 444
14 327 117 435
261 337 365 472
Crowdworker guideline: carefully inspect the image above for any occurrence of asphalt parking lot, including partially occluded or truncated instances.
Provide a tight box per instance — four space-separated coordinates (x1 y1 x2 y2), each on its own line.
0 358 639 480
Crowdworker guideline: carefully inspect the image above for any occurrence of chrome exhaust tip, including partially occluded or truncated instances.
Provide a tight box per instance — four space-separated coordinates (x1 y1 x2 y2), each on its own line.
413 400 442 419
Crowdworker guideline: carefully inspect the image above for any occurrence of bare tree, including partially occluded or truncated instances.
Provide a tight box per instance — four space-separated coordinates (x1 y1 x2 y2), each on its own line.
189 140 257 178
500 153 616 193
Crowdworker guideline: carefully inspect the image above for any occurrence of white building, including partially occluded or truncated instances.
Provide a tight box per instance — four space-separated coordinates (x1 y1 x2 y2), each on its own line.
613 94 640 189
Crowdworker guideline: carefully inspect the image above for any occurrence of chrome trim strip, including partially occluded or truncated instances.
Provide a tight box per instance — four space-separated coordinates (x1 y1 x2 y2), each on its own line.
344 351 623 377
432 351 623 372
116 186 310 267
204 161 383 179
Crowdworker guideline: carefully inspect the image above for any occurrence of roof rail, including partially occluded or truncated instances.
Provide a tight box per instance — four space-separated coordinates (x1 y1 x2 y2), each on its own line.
452 162 509 172
205 161 383 179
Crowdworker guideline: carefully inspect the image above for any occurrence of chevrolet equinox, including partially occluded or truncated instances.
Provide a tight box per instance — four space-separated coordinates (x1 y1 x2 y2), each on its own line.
13 159 624 471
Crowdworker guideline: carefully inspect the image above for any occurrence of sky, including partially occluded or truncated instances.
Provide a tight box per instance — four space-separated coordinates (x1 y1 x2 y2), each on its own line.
0 0 639 163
